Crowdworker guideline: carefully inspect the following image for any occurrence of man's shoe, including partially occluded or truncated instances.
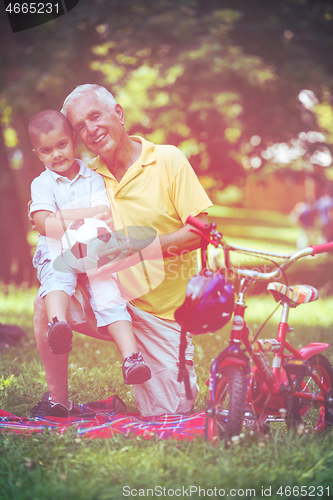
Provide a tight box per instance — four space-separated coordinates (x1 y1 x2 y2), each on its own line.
47 317 73 355
122 352 151 385
29 392 96 418
28 392 86 418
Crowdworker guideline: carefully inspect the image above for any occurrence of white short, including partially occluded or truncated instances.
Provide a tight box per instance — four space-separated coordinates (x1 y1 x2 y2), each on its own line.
34 251 131 327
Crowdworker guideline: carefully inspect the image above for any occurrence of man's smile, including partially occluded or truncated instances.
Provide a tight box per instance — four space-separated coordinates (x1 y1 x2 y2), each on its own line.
92 133 107 145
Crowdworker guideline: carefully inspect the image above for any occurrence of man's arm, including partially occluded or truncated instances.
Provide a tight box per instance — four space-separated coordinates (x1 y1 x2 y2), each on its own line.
159 212 208 257
92 212 208 276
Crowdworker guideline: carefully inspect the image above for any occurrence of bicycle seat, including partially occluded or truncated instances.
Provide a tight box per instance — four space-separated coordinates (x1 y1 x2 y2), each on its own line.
267 282 319 304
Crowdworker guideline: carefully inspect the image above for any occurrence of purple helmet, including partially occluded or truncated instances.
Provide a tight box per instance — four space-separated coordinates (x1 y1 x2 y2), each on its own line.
175 270 234 335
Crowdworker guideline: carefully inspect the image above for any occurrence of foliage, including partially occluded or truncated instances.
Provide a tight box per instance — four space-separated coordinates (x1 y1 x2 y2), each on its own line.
2 0 333 181
2 0 333 283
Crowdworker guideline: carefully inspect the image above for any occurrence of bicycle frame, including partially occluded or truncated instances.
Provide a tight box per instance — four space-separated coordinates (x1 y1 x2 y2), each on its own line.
186 216 333 436
239 285 329 420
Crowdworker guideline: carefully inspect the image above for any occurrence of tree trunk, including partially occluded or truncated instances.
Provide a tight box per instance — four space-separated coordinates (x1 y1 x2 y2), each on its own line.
0 125 34 285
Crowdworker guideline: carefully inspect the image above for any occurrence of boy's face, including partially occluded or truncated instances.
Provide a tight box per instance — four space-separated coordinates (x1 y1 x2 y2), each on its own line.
33 124 77 178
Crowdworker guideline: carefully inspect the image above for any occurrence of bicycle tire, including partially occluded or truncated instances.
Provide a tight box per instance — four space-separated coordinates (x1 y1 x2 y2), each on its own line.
285 373 302 430
286 354 333 433
205 365 246 441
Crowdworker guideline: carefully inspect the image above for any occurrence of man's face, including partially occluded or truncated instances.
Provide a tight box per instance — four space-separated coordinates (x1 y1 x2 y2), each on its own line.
66 93 125 160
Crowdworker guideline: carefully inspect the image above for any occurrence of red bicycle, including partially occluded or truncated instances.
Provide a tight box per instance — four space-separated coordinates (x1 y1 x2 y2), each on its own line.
184 216 333 441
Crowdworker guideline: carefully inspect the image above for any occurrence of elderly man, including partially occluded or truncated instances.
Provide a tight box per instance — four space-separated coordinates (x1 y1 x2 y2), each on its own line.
30 84 212 417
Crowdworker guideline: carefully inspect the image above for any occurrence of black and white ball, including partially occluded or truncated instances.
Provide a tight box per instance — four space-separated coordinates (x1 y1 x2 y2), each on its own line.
61 218 118 273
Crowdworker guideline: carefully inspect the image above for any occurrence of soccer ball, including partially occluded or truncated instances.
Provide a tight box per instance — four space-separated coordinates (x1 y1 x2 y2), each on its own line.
61 218 118 273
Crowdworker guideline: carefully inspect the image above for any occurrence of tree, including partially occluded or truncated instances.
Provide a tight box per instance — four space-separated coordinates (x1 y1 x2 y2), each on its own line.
1 0 333 283
0 2 102 284
81 0 333 182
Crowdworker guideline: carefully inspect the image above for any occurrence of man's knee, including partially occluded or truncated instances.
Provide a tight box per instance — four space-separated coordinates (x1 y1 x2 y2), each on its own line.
133 365 199 416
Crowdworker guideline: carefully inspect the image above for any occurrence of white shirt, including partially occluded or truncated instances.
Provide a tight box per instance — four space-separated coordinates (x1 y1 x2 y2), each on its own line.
30 159 110 262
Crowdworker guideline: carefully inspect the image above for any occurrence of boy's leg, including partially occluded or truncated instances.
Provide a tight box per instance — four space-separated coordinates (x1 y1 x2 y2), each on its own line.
37 258 77 355
86 274 134 353
33 294 70 408
86 274 151 385
106 320 151 385
44 290 70 322
106 320 137 359
128 304 199 416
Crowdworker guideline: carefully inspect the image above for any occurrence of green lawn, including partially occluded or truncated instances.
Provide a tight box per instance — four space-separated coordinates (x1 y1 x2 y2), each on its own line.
1 287 333 500
208 205 300 248
1 208 333 499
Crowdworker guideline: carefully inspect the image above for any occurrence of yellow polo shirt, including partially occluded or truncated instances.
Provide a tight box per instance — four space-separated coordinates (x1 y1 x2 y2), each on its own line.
87 136 212 320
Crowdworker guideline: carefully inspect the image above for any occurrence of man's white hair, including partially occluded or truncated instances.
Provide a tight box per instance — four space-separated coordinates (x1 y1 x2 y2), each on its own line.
61 84 117 116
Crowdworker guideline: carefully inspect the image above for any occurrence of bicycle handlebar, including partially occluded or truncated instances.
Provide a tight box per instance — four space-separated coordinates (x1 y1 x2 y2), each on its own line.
187 215 222 247
186 216 333 281
186 215 209 232
310 241 333 255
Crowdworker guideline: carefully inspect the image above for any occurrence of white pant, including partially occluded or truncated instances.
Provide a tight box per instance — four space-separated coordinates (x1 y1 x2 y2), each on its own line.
128 304 199 416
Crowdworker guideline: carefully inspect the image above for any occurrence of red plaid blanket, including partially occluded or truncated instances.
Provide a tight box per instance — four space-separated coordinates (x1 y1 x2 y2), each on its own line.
0 396 205 441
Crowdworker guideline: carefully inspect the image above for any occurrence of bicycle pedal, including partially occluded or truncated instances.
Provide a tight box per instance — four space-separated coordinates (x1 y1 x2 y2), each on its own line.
284 359 312 377
325 388 333 426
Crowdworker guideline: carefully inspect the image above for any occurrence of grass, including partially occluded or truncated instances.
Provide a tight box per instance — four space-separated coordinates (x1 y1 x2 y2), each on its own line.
1 286 333 500
1 209 333 499
208 205 299 249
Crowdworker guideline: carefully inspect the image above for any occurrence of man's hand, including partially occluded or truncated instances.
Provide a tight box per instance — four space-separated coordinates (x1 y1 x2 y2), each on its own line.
88 238 140 277
88 229 158 277
27 200 37 230
92 211 114 231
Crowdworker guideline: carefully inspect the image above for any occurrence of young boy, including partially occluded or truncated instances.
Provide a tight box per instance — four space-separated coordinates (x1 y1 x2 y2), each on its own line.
29 109 151 395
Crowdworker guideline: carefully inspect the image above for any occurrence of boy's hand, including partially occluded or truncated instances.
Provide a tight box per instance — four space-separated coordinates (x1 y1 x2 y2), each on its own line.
27 200 37 230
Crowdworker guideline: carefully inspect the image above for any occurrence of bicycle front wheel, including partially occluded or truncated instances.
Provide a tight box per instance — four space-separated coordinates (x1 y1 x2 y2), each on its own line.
300 354 333 433
205 365 246 442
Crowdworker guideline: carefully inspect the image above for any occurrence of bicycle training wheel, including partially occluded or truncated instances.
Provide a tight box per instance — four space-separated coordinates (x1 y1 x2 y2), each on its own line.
205 365 246 442
291 354 333 433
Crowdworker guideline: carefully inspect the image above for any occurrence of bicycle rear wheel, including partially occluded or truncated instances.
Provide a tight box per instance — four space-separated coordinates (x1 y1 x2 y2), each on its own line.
205 365 246 442
288 354 333 433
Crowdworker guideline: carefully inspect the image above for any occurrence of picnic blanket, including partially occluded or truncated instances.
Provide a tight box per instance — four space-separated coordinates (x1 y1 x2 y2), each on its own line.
0 395 205 441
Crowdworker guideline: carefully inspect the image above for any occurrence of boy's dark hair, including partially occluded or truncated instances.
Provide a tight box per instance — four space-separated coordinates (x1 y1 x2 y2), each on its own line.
28 109 73 147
